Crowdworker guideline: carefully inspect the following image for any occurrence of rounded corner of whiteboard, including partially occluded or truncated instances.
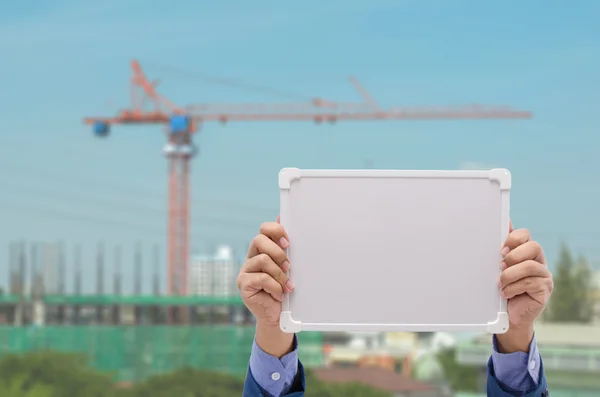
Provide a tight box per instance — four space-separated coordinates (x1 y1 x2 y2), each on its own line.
280 311 302 333
489 168 511 190
279 168 301 190
486 312 509 334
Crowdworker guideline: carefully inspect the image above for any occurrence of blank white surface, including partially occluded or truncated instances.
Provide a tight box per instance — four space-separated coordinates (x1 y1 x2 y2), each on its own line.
279 169 510 333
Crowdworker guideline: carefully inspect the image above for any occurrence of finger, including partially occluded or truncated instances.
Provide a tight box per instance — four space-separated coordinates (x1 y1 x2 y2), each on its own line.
501 276 552 303
247 223 289 258
503 240 546 267
500 221 515 257
244 252 293 292
260 222 289 249
277 214 281 224
237 272 285 302
247 234 290 269
502 228 530 256
499 260 551 288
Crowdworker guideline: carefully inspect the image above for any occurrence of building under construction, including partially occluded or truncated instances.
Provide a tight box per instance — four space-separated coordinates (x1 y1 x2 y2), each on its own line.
0 241 250 326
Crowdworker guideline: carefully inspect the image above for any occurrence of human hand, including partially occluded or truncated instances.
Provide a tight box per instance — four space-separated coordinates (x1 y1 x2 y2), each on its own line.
496 222 554 352
237 219 295 357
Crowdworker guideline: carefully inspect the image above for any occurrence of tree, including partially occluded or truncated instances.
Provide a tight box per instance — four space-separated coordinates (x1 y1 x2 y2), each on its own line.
0 350 393 397
0 376 54 397
436 348 479 393
123 367 246 397
573 255 594 322
0 351 115 397
125 367 392 397
545 244 594 323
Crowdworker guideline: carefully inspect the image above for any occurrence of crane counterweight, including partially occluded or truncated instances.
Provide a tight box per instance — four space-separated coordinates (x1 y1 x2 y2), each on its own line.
93 122 110 137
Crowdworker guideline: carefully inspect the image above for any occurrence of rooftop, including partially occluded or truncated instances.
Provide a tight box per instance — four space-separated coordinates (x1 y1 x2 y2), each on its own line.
312 366 436 394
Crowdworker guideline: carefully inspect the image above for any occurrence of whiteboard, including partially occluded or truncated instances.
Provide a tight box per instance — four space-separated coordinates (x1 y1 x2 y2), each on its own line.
278 168 511 334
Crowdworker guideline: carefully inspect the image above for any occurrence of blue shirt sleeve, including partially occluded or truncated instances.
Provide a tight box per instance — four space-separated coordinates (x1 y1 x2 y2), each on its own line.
491 334 541 390
249 335 299 396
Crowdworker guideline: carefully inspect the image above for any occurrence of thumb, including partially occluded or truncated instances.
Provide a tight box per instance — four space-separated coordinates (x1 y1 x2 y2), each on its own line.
509 220 514 233
277 214 281 224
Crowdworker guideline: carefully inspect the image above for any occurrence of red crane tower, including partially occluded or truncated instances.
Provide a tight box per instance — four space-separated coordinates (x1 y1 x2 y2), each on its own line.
83 60 532 316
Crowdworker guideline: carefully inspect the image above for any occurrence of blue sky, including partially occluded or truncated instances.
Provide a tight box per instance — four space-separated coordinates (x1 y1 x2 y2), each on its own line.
0 0 599 293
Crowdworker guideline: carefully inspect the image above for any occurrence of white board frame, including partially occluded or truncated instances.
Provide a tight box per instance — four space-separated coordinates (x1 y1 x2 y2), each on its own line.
278 167 511 334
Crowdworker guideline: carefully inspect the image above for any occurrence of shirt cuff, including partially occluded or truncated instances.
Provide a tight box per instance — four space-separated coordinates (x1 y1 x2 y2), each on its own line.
491 334 541 391
249 335 299 396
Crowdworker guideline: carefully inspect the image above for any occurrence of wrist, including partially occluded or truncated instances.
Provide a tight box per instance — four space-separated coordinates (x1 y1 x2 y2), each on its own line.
496 324 534 354
255 321 295 359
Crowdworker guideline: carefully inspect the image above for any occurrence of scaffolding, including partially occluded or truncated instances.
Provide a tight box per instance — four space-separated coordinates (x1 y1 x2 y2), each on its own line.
0 326 324 382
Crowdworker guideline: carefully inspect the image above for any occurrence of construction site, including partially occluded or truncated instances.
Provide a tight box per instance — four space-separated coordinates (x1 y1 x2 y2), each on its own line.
0 59 533 382
0 240 325 381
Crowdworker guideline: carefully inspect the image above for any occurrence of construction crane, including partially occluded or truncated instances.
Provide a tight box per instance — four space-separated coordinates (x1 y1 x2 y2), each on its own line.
83 60 532 320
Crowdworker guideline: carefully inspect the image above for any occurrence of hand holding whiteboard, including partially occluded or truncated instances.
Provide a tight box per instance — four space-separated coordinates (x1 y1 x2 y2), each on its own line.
278 168 511 334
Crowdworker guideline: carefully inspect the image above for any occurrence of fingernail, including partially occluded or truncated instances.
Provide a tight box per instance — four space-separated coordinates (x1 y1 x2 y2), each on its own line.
281 260 290 272
500 261 507 270
279 237 289 248
500 290 507 299
497 279 503 289
286 280 295 291
501 246 510 256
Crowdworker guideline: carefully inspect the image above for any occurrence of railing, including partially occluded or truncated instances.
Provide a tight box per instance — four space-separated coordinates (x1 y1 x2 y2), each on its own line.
456 342 600 373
